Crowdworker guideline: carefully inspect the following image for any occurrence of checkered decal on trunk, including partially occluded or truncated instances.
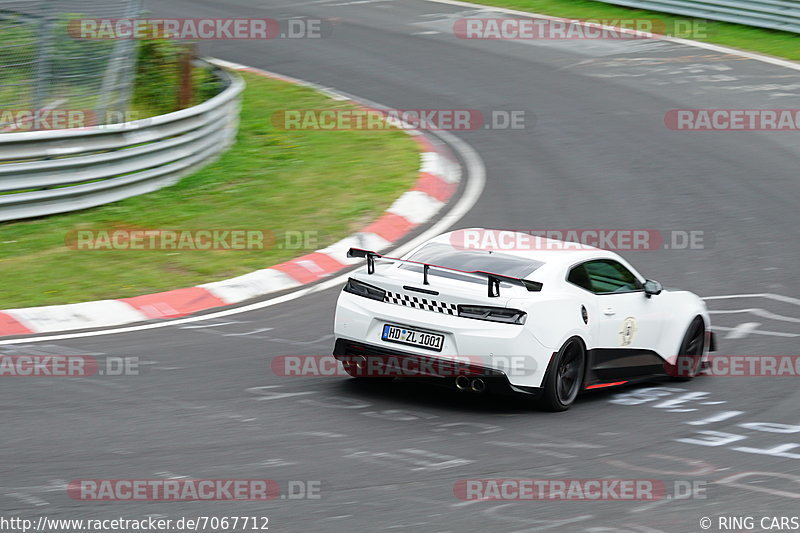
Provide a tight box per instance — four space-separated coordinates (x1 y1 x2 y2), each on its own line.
384 291 459 315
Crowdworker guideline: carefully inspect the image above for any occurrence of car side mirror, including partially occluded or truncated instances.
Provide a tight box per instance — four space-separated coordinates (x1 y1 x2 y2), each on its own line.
644 279 662 298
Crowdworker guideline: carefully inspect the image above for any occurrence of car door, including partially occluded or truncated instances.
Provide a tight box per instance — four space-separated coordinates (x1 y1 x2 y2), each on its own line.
567 258 663 382
568 258 663 352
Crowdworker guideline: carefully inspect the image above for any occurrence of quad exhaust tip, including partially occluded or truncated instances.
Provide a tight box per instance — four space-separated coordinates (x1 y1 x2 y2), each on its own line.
455 375 470 391
471 378 486 393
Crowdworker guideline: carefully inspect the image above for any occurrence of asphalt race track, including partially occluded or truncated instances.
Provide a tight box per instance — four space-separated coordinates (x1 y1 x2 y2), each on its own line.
3 1 800 531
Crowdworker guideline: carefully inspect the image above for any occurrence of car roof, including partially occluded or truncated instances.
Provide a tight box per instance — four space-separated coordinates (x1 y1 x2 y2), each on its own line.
420 229 625 283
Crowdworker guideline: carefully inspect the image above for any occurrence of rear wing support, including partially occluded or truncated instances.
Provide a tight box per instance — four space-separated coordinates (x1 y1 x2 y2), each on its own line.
347 248 542 297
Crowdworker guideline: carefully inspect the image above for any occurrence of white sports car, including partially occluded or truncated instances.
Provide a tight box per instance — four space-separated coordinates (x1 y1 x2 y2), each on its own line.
332 229 715 411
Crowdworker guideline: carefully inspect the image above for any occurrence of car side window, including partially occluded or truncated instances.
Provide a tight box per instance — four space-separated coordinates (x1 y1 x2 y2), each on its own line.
567 264 593 292
582 259 642 294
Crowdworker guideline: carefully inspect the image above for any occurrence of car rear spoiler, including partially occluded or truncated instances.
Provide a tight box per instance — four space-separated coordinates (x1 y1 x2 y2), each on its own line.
347 248 543 298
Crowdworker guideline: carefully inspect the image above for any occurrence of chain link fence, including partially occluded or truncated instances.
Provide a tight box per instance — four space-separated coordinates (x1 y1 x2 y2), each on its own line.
0 0 143 130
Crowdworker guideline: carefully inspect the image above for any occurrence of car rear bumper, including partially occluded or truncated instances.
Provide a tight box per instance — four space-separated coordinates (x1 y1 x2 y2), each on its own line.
333 338 543 398
334 291 553 388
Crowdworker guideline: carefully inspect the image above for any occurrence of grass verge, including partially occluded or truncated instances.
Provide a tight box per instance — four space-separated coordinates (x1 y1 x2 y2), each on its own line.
467 0 800 61
0 71 420 308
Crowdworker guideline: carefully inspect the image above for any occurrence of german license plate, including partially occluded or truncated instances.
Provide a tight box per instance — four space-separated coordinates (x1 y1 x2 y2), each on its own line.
381 324 444 352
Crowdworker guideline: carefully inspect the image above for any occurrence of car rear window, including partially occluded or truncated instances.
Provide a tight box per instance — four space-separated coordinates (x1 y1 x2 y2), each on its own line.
403 242 543 279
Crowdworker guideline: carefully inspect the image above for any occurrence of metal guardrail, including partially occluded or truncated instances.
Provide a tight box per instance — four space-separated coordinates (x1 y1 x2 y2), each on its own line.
0 63 244 222
595 0 800 33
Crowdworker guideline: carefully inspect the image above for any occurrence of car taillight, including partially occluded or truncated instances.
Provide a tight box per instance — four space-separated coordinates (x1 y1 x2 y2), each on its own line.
343 277 386 302
457 305 527 325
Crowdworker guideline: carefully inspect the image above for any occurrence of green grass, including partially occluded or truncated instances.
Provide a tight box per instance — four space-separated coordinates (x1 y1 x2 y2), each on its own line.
471 0 800 61
0 71 420 308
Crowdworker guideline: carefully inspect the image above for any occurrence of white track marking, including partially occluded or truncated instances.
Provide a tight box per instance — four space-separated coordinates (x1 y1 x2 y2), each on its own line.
179 321 244 329
711 325 799 338
5 492 49 507
421 151 453 179
686 411 744 426
6 301 148 334
717 471 800 499
200 269 301 304
488 440 577 459
606 453 718 476
712 309 800 323
388 190 445 224
723 322 761 339
703 293 800 306
703 294 800 337
346 448 473 471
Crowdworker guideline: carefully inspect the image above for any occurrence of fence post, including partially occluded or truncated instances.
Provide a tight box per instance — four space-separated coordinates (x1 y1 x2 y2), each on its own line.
97 0 143 123
178 42 196 109
116 0 144 121
32 0 56 112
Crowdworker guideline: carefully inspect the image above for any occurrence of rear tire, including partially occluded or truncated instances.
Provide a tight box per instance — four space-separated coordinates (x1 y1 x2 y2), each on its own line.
670 317 705 381
539 337 586 412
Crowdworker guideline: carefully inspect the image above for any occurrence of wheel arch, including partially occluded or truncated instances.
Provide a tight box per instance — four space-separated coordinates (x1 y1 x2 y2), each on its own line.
655 291 711 363
541 334 589 391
